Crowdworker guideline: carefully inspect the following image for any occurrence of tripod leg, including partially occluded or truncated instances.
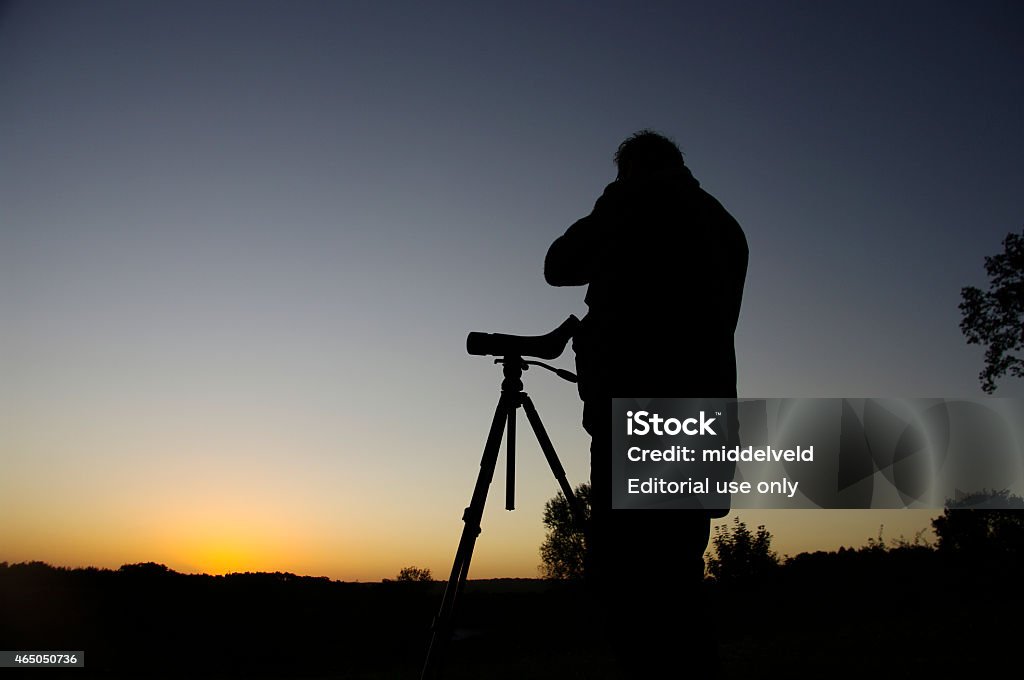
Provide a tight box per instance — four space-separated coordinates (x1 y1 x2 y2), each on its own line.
521 394 586 528
422 392 513 680
505 405 516 510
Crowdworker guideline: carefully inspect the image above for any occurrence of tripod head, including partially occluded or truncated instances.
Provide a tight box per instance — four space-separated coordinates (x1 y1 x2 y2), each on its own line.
466 315 580 360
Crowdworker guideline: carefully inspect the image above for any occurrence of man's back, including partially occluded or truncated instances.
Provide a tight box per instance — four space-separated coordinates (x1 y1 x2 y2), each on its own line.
546 164 747 400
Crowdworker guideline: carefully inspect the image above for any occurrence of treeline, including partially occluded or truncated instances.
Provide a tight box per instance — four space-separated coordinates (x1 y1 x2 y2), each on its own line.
0 561 444 677
4 489 1022 679
0 562 589 678
703 530 1024 677
707 516 1024 584
701 497 1024 677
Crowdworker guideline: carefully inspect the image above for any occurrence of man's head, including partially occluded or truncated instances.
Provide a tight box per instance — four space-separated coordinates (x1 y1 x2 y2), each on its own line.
614 130 685 181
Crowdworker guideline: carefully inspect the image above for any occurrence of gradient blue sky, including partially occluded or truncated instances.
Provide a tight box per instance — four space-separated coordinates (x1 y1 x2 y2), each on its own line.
2 1 1022 581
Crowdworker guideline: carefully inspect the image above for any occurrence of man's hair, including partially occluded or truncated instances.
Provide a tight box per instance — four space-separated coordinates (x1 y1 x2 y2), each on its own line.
613 130 685 179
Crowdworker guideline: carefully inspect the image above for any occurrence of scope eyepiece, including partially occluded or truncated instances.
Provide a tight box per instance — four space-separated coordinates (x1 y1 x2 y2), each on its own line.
466 315 580 360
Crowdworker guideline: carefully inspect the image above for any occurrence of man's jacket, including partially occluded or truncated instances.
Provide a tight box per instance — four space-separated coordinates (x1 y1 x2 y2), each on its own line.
545 166 748 407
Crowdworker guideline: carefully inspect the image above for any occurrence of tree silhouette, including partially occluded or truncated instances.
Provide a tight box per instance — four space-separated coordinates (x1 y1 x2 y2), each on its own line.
705 516 779 581
932 489 1024 558
959 228 1024 393
118 562 171 573
395 566 433 582
538 482 590 579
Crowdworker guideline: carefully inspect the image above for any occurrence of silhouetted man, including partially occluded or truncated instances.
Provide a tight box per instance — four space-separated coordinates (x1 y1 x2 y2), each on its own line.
545 130 747 676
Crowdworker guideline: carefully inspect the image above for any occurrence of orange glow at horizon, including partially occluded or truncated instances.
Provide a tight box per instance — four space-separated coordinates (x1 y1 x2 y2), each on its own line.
1 405 941 583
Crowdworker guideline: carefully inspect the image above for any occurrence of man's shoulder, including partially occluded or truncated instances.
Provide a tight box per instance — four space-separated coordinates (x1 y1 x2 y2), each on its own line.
695 188 745 237
694 186 734 215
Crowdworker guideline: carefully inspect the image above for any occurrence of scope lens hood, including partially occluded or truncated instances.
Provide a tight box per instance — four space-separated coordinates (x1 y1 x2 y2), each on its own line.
466 315 580 359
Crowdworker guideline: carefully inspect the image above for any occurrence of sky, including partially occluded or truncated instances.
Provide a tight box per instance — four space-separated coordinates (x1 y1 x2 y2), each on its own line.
2 0 1022 582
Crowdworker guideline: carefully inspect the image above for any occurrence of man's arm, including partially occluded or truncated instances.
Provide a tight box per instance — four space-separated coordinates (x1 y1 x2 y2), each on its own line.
544 183 621 286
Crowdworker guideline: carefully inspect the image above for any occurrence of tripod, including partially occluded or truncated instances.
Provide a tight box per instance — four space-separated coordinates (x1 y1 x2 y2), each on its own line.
420 353 584 680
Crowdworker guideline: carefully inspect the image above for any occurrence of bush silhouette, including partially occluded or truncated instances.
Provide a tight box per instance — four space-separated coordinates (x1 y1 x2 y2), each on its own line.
538 482 590 579
395 566 433 582
705 516 779 581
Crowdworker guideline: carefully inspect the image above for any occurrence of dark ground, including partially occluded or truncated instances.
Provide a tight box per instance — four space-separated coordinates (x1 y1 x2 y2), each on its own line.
1 550 1020 679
